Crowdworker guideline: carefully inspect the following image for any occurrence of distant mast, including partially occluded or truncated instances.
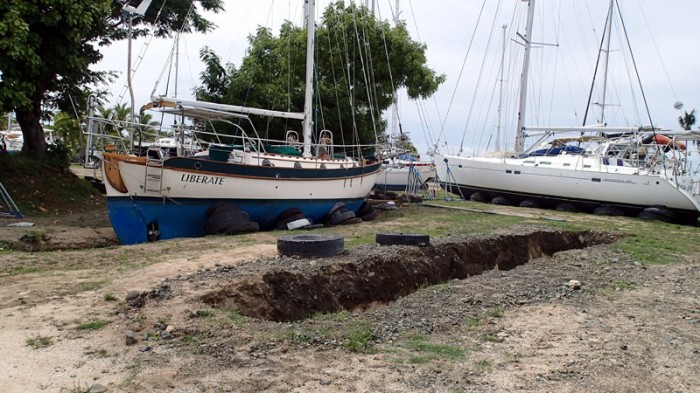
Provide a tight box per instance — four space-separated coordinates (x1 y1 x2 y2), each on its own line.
599 0 615 125
390 0 401 141
302 0 315 158
496 24 507 152
514 0 536 155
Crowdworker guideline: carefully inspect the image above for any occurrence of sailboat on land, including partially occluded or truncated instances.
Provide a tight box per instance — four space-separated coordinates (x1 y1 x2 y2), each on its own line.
435 0 700 224
88 0 382 244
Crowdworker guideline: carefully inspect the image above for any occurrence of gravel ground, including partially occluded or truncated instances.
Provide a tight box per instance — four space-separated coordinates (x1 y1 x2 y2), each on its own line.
0 204 698 393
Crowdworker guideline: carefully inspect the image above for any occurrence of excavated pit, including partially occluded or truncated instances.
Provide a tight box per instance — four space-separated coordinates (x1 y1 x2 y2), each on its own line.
201 230 615 321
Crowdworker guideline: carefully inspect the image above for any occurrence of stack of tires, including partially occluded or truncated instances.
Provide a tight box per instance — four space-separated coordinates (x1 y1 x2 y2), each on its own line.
322 201 377 226
204 202 259 235
324 202 361 226
356 201 377 221
275 208 317 230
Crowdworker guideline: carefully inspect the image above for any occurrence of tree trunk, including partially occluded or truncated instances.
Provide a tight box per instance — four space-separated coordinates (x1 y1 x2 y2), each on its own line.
15 93 48 158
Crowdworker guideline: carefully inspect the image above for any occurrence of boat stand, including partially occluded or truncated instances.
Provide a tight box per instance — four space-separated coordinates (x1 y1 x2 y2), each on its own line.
0 181 23 218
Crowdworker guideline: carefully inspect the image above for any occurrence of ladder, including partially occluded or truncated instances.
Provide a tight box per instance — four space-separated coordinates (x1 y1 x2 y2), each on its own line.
144 149 164 194
0 181 23 218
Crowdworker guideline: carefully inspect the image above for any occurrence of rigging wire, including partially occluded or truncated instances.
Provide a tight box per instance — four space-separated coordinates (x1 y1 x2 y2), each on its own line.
435 0 488 152
614 0 655 129
459 0 503 154
633 0 679 103
115 0 168 108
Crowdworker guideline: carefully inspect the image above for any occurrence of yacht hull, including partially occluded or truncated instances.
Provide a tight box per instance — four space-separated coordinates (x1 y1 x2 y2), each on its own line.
102 153 381 244
435 153 700 221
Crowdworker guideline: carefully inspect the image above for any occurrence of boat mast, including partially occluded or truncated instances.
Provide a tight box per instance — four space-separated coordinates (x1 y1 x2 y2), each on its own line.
391 0 400 143
514 0 536 155
599 0 614 125
302 0 315 158
496 24 507 152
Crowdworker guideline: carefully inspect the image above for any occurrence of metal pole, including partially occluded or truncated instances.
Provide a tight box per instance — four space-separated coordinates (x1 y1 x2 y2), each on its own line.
514 0 536 155
302 0 316 157
496 24 507 152
600 0 614 125
127 14 135 152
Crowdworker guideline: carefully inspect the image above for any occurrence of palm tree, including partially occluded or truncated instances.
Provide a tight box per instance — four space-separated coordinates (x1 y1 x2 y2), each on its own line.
97 103 132 136
52 111 84 160
678 109 696 130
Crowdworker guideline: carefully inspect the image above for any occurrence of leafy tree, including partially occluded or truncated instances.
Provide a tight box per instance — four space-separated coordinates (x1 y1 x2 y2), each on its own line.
52 111 84 161
194 1 444 146
0 0 223 157
678 109 696 130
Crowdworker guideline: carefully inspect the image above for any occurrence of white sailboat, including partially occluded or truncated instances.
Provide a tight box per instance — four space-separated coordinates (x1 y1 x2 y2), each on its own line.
88 0 382 244
373 0 435 193
434 0 700 224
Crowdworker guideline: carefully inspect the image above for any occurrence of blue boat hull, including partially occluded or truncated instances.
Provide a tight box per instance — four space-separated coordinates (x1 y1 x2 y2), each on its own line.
107 196 366 245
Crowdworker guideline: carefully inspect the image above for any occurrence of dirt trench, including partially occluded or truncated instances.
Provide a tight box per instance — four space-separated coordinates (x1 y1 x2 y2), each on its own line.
201 230 616 321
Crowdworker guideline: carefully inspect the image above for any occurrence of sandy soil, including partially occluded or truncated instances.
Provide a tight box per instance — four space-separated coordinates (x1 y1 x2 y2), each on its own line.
0 202 698 393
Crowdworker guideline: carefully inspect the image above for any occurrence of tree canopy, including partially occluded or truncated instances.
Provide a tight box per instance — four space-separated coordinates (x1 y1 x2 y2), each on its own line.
194 1 444 146
0 0 223 157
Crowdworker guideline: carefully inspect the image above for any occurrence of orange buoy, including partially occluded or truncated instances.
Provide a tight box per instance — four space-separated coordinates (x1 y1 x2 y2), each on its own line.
652 134 686 151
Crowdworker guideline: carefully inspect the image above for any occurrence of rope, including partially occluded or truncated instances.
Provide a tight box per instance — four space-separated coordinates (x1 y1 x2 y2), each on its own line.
435 0 488 150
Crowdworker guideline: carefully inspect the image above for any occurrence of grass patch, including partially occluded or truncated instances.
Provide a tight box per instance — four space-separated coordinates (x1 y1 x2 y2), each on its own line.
345 321 375 353
227 310 246 324
118 361 142 390
465 316 481 330
488 306 505 318
26 335 53 349
103 292 118 302
402 334 465 364
79 279 108 291
76 320 108 331
474 359 492 372
596 280 638 300
479 334 504 343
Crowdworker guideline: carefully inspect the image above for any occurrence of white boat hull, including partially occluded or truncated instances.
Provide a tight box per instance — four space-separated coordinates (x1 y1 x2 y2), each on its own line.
375 161 435 192
435 153 700 220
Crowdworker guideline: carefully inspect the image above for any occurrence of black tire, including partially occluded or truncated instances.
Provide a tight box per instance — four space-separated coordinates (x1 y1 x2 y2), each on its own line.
491 196 513 206
277 234 345 258
206 202 240 219
205 210 251 235
275 212 307 230
519 199 540 208
339 217 363 225
593 205 625 216
555 203 578 213
470 192 488 203
226 221 260 234
327 202 347 218
327 210 356 226
376 233 430 247
302 223 326 230
357 208 377 221
638 206 675 223
356 201 374 217
276 207 303 222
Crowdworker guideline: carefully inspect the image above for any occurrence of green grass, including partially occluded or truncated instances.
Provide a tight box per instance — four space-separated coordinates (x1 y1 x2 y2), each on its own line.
76 320 108 331
79 279 108 291
345 322 375 353
614 230 693 265
474 359 493 372
103 292 118 302
488 306 505 318
465 317 481 330
26 335 53 349
227 310 247 324
394 333 465 364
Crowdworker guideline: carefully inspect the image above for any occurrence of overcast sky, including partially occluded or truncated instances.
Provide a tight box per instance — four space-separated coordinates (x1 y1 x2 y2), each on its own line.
96 0 700 155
